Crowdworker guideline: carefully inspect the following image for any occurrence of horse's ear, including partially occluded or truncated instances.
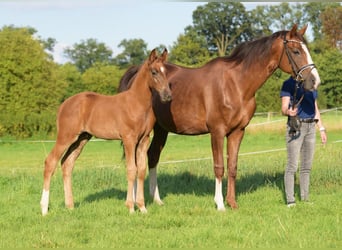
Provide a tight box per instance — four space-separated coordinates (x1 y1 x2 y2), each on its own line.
297 24 308 36
160 48 168 62
289 24 298 38
149 49 158 63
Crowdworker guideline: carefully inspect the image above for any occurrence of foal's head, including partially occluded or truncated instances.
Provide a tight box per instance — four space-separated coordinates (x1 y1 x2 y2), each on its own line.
279 24 321 91
146 48 172 102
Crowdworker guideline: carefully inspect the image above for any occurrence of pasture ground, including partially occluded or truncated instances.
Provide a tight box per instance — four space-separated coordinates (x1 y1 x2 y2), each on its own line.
0 112 341 247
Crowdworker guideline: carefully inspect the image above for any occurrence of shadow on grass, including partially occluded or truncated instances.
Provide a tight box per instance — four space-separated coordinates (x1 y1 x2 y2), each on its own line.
83 188 126 204
83 170 287 205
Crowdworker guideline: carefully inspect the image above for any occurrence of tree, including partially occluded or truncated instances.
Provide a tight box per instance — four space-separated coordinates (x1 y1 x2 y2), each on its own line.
320 6 342 50
57 63 83 101
303 2 341 42
192 2 252 56
64 38 114 73
314 48 342 108
266 3 306 31
248 5 273 37
0 26 63 137
115 38 148 68
82 63 125 95
169 26 211 67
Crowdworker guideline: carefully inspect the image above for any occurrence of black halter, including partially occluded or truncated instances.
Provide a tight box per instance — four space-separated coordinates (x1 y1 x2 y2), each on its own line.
282 32 316 83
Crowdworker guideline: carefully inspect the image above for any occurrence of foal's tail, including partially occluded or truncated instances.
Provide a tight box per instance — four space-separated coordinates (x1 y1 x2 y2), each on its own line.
118 65 141 93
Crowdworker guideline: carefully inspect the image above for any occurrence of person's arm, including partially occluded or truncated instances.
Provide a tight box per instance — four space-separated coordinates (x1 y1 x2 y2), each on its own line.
314 100 327 144
281 96 297 116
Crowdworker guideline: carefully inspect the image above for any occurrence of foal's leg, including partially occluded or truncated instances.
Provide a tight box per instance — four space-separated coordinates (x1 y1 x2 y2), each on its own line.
226 129 245 209
135 135 150 213
41 142 69 215
123 138 137 213
61 133 91 210
210 132 226 211
147 123 169 205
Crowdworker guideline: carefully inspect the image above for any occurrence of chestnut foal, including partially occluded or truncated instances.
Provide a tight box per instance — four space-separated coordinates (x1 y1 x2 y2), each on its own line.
40 49 171 215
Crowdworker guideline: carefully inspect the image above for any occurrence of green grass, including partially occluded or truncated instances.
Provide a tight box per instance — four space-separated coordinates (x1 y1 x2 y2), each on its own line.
0 112 341 247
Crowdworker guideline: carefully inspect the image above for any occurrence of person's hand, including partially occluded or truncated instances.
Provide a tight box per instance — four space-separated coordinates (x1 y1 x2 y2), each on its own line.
320 129 327 145
287 107 298 116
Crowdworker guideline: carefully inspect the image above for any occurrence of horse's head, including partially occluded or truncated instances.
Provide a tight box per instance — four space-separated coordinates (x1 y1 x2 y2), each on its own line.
279 24 321 91
147 48 172 102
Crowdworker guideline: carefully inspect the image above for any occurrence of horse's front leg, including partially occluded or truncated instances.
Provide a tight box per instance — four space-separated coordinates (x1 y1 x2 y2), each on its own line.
123 139 137 213
135 135 150 213
226 129 245 209
210 133 225 211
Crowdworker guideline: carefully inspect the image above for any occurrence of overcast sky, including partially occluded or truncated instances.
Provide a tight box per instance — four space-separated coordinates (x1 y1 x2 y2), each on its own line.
0 0 280 63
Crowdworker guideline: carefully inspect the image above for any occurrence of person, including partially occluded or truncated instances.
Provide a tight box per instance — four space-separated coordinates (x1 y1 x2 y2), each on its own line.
280 76 327 207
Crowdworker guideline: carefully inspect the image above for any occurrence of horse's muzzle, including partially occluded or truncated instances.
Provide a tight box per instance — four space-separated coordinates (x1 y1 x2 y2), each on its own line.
303 67 321 91
160 89 172 103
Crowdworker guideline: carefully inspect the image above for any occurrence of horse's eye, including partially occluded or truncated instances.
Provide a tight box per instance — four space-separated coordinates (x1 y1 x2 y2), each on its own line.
293 49 300 55
151 69 158 76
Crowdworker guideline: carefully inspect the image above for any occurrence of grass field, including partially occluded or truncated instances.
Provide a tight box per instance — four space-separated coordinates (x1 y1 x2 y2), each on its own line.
0 112 341 247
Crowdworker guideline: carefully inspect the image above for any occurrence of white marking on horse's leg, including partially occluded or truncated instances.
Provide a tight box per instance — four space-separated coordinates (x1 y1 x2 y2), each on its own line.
40 189 50 216
149 167 163 205
214 178 225 211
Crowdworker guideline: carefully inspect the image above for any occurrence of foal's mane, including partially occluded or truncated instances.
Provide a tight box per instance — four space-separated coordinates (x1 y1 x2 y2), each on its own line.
211 30 304 70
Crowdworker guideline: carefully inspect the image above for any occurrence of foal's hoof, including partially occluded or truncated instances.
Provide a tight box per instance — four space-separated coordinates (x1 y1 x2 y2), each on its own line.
41 206 48 216
40 202 48 216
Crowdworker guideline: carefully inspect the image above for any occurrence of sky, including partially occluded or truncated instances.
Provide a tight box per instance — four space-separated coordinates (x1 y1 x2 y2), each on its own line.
0 0 279 63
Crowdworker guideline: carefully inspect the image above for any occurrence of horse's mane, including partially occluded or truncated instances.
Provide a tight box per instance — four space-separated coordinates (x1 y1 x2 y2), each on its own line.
118 65 141 92
213 31 289 69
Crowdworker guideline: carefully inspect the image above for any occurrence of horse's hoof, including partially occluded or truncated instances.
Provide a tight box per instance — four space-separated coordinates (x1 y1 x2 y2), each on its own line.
154 198 164 206
41 207 48 216
214 197 225 211
217 206 226 212
227 199 239 209
139 207 148 214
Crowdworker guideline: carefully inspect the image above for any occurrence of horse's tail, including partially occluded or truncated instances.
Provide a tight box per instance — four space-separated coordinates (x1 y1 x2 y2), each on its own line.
118 65 141 93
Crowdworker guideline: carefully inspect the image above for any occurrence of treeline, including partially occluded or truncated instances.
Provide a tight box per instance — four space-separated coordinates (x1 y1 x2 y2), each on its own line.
0 2 341 138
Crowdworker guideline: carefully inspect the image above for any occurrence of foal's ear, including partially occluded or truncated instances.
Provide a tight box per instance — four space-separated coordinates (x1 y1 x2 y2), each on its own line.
149 49 158 63
297 24 308 36
160 48 168 62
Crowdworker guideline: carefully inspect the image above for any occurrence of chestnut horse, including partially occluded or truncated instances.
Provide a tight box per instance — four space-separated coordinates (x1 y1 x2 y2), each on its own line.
40 49 171 215
118 24 320 211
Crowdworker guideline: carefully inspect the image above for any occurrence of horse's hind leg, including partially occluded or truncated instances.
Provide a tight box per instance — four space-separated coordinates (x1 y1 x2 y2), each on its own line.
41 142 69 216
61 132 91 210
147 123 168 205
226 129 244 209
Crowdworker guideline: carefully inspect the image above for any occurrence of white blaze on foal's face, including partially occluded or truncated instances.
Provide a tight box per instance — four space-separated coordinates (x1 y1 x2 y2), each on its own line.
160 66 165 74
